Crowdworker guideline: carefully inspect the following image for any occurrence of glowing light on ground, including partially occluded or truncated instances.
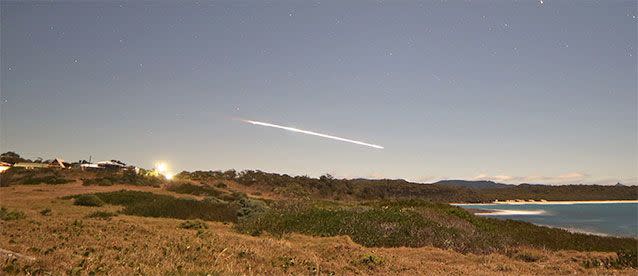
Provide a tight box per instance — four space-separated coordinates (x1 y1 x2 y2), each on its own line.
154 162 174 180
240 119 384 149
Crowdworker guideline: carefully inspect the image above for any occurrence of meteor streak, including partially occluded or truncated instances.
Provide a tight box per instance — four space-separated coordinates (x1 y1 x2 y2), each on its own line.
240 119 384 149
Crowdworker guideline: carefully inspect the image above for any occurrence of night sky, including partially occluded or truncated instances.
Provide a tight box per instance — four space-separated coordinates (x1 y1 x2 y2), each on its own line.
1 1 636 185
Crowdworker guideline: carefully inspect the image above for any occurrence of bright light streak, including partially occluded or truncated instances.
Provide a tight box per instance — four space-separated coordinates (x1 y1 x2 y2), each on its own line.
240 119 384 149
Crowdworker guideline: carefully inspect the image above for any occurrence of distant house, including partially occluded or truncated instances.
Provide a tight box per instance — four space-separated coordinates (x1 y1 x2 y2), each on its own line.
96 160 127 170
0 162 11 173
80 163 103 170
13 162 50 169
49 158 70 169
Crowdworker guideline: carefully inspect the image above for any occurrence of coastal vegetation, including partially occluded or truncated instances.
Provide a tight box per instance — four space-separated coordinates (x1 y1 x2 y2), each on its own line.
1 153 636 274
62 189 637 257
179 169 638 202
2 165 636 202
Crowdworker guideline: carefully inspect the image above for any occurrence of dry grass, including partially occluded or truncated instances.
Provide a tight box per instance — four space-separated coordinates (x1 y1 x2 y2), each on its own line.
1 183 636 275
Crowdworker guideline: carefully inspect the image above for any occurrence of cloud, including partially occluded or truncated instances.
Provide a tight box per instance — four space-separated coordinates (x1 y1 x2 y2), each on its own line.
472 174 515 182
472 172 589 184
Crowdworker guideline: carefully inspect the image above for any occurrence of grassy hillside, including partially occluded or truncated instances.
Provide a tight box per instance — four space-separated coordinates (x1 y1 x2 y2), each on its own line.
1 168 637 274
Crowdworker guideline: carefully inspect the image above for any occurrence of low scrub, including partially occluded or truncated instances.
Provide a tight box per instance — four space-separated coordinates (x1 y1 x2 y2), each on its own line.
0 168 73 186
82 170 163 187
67 190 238 222
74 195 105 207
582 249 638 269
40 208 52 216
22 175 73 185
0 207 26 221
180 220 208 230
236 201 464 249
166 183 223 197
356 254 384 269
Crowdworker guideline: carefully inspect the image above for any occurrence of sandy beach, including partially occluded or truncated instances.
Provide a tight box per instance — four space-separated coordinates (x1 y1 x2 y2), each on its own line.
452 200 638 206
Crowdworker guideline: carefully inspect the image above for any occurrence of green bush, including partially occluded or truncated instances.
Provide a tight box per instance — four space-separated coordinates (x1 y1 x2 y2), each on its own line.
616 249 638 268
22 175 73 185
236 202 460 249
67 190 238 222
584 249 638 269
180 220 208 229
166 183 222 197
74 195 105 207
0 207 26 220
510 250 543 262
40 208 52 216
235 197 269 219
357 254 384 269
215 182 227 188
82 170 163 187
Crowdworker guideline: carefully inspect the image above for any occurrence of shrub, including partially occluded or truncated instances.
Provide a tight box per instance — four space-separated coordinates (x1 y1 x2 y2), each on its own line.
74 195 104 207
0 207 26 220
357 254 384 269
86 211 117 220
22 175 73 185
510 250 544 262
616 249 638 268
82 170 164 187
219 191 247 202
215 182 227 188
236 202 458 249
583 249 638 269
180 220 208 229
67 190 238 222
40 208 52 216
235 197 269 219
166 183 222 197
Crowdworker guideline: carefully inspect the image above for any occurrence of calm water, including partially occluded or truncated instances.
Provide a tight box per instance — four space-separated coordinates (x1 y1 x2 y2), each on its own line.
456 202 638 237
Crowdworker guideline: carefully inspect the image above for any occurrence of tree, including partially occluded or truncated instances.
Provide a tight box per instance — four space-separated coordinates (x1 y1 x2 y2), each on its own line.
0 152 25 164
320 174 335 182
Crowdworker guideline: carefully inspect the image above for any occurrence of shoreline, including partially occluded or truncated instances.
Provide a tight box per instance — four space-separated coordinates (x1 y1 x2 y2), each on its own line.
451 199 638 206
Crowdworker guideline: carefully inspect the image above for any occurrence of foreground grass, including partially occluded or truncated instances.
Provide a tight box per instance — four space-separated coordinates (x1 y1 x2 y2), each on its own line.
1 183 636 275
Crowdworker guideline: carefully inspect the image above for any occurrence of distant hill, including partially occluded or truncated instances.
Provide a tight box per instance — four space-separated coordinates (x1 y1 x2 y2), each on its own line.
432 180 513 189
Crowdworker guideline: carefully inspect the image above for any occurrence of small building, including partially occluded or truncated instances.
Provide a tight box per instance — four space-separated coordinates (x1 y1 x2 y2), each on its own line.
13 162 50 169
80 163 103 170
96 160 127 170
49 158 69 169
